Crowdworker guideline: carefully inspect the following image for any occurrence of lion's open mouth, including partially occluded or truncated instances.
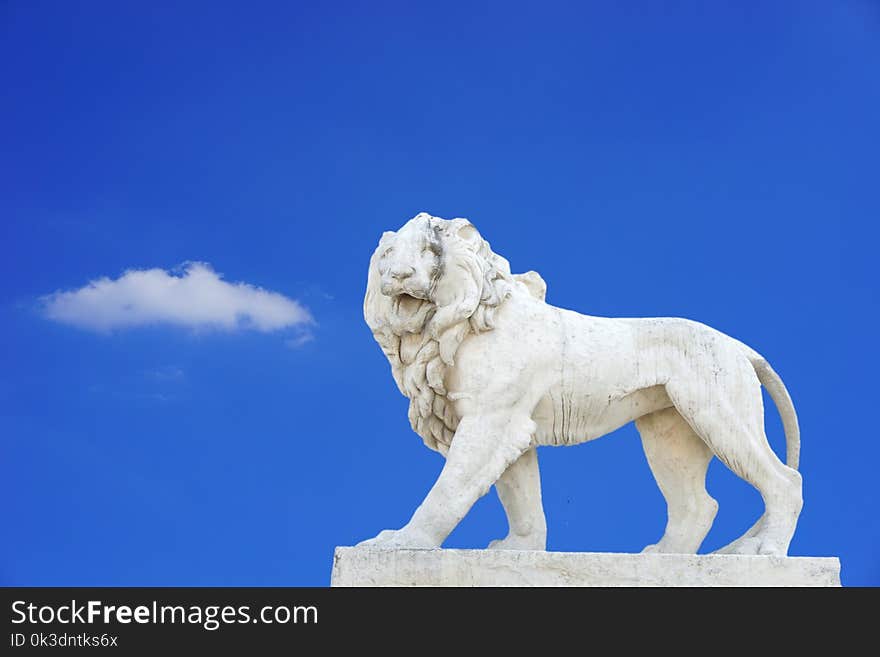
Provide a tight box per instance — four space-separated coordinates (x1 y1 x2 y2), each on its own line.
392 293 424 316
388 291 436 334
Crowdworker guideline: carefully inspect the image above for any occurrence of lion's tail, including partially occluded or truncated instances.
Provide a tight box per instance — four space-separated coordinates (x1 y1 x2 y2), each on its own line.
744 348 800 470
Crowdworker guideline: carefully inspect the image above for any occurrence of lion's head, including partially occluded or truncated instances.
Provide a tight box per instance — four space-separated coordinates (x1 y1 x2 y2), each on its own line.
364 212 518 450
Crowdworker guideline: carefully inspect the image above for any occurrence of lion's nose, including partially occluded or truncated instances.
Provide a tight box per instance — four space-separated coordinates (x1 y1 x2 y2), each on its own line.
390 265 415 280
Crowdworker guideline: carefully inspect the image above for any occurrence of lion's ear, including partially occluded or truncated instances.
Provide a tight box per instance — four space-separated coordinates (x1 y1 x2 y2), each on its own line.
447 218 480 245
513 271 547 301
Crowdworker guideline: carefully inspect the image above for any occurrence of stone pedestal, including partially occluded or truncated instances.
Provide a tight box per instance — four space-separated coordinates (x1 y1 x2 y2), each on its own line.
331 546 840 587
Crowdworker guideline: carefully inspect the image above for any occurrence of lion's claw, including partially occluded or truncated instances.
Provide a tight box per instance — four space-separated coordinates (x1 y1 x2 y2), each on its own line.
356 527 439 549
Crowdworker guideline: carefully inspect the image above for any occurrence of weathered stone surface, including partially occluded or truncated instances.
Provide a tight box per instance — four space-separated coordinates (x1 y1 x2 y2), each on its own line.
358 213 805 558
331 547 841 587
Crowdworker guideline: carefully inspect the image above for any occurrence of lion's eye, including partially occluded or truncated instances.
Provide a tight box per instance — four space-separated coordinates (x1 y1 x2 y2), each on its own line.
381 248 394 259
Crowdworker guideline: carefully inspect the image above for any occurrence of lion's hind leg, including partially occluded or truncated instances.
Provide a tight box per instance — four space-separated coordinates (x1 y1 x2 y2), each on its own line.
665 371 802 556
637 407 717 554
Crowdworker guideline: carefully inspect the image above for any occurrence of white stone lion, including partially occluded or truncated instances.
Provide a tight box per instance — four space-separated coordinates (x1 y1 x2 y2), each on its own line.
360 212 802 556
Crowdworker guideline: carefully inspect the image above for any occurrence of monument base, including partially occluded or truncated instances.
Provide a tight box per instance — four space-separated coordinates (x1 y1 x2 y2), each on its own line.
331 546 840 587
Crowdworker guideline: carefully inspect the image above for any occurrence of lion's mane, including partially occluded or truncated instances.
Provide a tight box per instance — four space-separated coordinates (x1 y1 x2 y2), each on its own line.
363 216 516 451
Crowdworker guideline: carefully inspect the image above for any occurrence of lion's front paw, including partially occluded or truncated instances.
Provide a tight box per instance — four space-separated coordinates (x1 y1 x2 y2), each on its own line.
641 541 696 555
356 529 398 547
641 543 681 554
356 527 439 549
487 533 546 551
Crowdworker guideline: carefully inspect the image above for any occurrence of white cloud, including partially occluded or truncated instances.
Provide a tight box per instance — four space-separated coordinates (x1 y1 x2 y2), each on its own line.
41 262 313 333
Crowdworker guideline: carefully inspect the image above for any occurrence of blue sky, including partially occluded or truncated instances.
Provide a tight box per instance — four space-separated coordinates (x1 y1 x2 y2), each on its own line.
2 1 878 586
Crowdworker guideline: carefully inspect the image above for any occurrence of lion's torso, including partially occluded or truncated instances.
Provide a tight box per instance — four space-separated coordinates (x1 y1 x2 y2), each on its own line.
444 291 756 448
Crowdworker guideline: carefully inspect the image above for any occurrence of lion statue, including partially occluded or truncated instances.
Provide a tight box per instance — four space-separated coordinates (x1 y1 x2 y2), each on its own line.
360 212 802 556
